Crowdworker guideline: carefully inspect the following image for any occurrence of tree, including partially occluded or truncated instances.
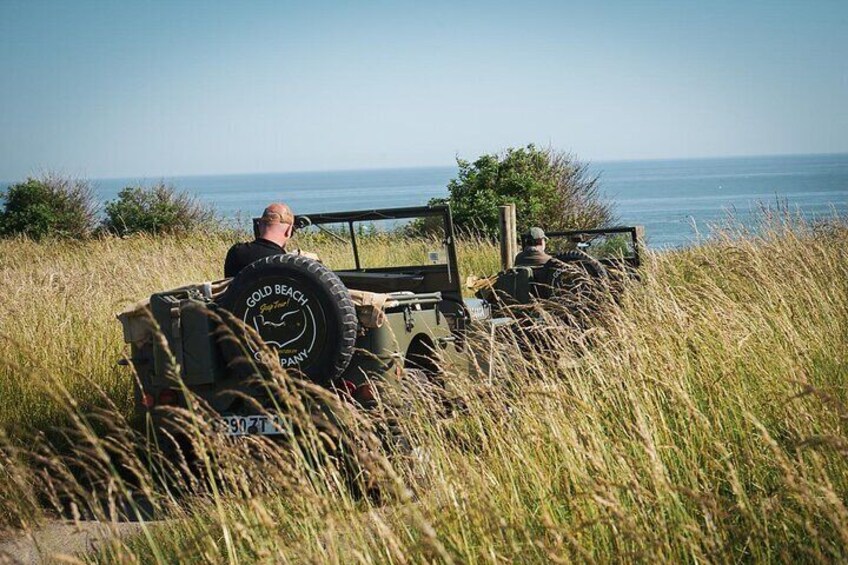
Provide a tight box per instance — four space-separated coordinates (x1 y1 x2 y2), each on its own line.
431 145 614 237
0 175 98 240
103 182 215 236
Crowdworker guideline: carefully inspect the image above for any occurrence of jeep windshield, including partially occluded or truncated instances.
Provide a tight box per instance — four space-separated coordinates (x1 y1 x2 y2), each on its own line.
265 205 462 300
544 226 643 268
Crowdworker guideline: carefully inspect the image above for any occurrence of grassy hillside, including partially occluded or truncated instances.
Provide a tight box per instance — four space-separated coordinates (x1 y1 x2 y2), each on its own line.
1 218 847 562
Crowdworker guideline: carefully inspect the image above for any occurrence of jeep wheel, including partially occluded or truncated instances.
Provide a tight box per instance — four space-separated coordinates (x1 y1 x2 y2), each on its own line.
219 254 357 385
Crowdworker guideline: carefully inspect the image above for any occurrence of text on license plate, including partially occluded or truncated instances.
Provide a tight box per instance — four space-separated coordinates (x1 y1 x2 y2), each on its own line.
218 415 287 436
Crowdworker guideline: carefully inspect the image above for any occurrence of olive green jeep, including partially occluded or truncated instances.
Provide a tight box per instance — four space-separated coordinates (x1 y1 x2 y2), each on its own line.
118 205 491 438
479 226 645 314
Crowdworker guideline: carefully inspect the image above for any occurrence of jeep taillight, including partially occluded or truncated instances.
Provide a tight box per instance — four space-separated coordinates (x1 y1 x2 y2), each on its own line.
157 388 179 406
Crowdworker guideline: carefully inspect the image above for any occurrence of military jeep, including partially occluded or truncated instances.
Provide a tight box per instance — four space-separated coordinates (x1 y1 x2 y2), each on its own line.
480 225 644 312
118 205 491 438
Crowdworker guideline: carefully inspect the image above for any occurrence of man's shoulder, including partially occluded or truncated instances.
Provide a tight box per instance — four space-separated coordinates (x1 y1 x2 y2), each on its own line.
227 240 250 252
227 239 273 253
514 248 553 267
225 241 250 260
227 239 286 259
224 240 286 278
516 247 549 258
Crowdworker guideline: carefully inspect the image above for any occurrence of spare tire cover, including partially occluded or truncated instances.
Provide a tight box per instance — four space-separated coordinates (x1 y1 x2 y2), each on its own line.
219 254 357 384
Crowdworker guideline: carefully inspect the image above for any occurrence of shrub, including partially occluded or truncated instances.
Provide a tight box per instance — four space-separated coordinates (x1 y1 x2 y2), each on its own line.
0 175 98 240
103 182 215 236
430 144 614 237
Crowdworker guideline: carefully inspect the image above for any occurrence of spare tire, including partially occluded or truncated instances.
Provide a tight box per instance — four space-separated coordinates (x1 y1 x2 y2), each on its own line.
553 250 607 279
218 254 357 385
534 251 609 301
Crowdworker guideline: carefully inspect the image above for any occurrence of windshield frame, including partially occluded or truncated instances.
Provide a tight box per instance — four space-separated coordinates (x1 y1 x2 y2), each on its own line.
544 225 644 267
253 203 460 284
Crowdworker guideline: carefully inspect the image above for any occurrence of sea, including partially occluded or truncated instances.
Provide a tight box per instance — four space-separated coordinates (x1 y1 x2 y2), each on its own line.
12 153 848 248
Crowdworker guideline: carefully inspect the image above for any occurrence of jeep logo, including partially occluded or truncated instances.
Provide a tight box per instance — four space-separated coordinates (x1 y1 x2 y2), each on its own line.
240 281 322 368
245 284 309 308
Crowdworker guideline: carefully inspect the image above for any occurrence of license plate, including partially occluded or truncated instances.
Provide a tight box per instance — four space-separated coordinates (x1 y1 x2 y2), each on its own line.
218 415 287 436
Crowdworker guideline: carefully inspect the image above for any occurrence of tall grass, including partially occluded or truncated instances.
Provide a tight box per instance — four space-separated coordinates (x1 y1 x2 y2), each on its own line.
1 216 847 562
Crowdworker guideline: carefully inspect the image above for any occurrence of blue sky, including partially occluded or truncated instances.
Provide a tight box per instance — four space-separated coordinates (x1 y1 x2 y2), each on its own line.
1 0 846 179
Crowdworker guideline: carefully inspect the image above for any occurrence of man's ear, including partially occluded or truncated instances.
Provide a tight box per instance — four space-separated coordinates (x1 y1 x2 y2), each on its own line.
284 223 293 238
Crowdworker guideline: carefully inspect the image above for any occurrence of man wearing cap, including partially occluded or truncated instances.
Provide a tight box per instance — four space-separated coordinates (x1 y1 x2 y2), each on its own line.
514 226 553 267
224 203 294 278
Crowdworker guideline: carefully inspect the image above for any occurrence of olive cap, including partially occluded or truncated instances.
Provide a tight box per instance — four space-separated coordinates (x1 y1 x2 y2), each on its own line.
527 227 547 240
522 226 547 245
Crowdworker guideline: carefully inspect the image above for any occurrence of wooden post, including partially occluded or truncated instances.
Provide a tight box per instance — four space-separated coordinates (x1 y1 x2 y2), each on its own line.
634 225 646 266
509 203 517 253
499 204 517 270
634 225 646 249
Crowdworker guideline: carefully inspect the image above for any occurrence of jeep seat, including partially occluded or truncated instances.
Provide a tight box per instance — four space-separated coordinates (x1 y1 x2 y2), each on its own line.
491 266 535 304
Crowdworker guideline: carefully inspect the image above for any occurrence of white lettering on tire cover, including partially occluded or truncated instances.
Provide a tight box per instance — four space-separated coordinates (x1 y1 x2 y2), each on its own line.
241 283 318 367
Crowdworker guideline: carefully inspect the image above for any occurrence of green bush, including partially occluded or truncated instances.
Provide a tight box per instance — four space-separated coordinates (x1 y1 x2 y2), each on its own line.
429 144 614 237
0 175 98 240
103 182 215 236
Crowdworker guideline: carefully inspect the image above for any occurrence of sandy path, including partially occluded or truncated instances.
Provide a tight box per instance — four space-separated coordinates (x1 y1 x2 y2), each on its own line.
0 521 147 564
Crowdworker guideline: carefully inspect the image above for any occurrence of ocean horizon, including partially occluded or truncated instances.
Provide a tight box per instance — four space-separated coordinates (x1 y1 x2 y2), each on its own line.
4 152 847 248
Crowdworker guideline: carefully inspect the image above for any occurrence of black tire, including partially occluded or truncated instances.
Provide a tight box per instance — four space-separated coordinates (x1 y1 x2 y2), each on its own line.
529 251 608 304
553 250 608 279
218 254 357 385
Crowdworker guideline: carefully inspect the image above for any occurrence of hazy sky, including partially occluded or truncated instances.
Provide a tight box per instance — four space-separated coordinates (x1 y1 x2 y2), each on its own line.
1 0 846 179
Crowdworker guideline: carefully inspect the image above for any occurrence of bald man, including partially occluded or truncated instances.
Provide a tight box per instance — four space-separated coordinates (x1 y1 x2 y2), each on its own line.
224 203 294 278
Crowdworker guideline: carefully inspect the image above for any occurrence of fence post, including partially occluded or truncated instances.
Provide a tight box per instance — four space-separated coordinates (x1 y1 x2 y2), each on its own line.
499 204 517 270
